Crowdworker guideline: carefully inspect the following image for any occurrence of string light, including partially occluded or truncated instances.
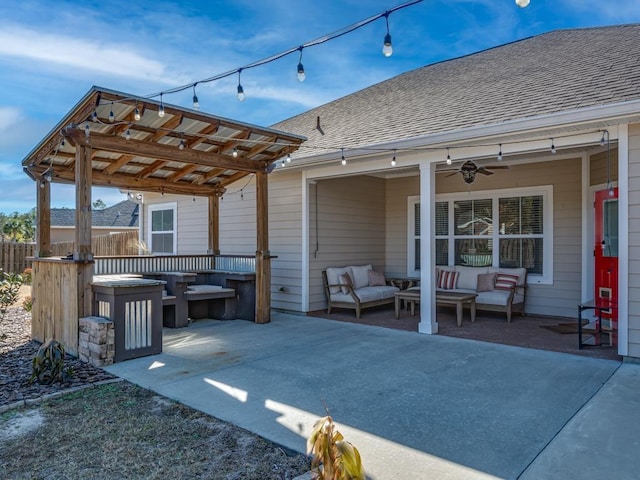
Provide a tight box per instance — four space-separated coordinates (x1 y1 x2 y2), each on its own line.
446 148 452 165
600 131 606 146
286 152 292 163
158 93 165 117
140 1 422 106
92 110 98 122
497 143 503 161
515 0 530 7
391 149 397 166
179 139 185 150
125 128 131 140
109 103 115 122
85 124 90 138
550 138 556 154
382 12 393 57
297 47 306 82
341 148 347 166
232 147 239 158
192 84 200 110
134 104 141 121
237 69 245 102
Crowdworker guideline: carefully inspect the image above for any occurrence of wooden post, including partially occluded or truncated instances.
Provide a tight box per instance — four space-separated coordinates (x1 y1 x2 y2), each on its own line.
36 179 51 257
255 171 270 324
208 194 220 255
75 145 93 261
74 144 94 320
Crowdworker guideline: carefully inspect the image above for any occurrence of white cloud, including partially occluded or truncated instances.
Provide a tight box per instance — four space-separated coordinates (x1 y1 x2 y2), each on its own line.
0 107 21 131
0 26 173 84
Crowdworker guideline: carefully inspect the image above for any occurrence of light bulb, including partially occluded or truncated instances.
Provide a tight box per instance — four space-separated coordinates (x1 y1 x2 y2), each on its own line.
85 124 90 138
286 153 291 163
498 144 503 161
515 0 530 7
551 140 556 154
134 107 141 121
179 139 185 150
125 129 131 140
383 33 393 57
297 62 306 82
281 159 286 167
109 104 115 122
237 84 245 102
192 94 200 110
232 147 238 158
391 155 396 167
446 148 452 165
158 104 165 117
92 111 98 121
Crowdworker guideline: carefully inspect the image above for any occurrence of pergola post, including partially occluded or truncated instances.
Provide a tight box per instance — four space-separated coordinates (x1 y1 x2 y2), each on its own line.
36 179 51 257
208 193 221 255
74 144 94 319
255 171 271 324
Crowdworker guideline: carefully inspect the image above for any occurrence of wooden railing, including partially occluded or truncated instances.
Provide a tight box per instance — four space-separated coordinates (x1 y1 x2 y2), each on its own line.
94 254 256 275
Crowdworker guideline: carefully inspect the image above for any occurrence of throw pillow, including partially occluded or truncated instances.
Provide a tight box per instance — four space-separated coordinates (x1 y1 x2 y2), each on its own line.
339 272 353 294
494 273 519 291
368 270 386 286
477 273 496 292
437 270 459 290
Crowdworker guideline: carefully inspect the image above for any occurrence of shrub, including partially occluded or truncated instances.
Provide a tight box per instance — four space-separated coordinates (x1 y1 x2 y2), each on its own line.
0 271 24 320
30 339 74 385
22 267 32 285
22 295 32 312
307 415 365 480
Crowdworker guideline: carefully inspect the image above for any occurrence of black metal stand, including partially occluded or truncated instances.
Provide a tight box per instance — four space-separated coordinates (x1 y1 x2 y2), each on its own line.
578 300 616 349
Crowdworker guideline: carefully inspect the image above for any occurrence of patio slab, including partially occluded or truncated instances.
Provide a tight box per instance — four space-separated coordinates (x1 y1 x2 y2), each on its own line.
106 313 625 480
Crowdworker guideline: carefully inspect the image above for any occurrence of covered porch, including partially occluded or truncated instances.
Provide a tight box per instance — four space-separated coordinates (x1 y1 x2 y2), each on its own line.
21 86 306 358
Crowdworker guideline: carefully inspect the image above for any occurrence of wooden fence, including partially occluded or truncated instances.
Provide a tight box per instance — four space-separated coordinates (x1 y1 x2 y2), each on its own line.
0 240 35 274
0 231 140 273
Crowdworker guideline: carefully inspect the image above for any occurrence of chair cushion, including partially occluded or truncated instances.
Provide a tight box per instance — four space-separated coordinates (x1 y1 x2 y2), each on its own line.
339 272 353 294
368 270 386 286
326 267 352 294
350 264 373 289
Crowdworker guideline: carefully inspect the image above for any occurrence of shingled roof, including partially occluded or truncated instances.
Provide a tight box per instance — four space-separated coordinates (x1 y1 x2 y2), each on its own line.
273 24 640 158
51 200 139 228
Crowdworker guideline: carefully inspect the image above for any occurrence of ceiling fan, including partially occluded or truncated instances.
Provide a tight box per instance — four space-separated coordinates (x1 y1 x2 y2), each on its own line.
444 160 509 184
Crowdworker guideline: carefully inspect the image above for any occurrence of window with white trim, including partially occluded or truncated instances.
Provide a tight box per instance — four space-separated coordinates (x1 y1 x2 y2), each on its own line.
409 187 553 284
148 203 177 254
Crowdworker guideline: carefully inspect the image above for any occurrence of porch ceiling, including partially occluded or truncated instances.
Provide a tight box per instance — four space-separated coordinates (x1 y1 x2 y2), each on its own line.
22 87 307 196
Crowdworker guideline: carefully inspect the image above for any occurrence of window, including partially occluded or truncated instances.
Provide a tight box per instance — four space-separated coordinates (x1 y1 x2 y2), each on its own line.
410 187 553 284
148 203 177 254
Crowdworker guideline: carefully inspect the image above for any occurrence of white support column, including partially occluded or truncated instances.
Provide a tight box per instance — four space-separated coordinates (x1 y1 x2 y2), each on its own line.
581 153 590 303
618 124 629 356
301 172 311 313
418 160 438 334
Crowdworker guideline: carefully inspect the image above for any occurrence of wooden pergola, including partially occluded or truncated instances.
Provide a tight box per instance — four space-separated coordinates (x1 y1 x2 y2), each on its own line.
22 86 306 341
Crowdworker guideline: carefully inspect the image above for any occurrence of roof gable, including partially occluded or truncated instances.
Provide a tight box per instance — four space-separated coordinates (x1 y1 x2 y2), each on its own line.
51 200 139 228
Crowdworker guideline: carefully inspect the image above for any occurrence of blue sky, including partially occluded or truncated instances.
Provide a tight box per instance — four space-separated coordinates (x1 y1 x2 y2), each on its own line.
1 0 639 213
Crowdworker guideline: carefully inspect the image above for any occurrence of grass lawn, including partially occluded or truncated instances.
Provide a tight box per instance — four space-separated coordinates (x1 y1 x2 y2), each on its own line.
0 381 309 479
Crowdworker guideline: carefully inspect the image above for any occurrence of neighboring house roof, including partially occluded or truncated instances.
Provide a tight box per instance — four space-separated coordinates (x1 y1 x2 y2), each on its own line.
272 24 640 157
51 200 139 228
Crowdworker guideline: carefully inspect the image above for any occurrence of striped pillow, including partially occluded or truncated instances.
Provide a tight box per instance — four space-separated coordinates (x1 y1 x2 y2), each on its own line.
494 273 519 291
437 270 459 290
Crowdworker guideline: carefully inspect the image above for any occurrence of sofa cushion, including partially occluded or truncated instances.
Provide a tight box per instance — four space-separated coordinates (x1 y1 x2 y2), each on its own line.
477 273 496 292
339 272 353 294
489 267 527 286
494 273 519 291
326 267 352 294
351 264 373 289
476 289 512 306
456 266 489 290
368 270 386 286
437 270 459 290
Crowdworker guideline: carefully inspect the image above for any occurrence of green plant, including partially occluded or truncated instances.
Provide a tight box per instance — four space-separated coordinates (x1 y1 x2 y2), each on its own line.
0 271 23 320
307 415 365 480
22 295 32 312
30 339 74 385
22 267 32 285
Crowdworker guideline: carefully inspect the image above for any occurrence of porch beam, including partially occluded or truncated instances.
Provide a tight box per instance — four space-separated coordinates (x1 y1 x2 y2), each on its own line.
255 171 270 324
36 178 51 257
62 128 266 173
208 193 221 255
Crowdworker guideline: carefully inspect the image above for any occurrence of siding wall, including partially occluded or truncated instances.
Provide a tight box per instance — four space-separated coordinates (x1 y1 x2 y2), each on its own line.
308 176 386 312
627 124 640 357
386 157 584 318
590 147 619 186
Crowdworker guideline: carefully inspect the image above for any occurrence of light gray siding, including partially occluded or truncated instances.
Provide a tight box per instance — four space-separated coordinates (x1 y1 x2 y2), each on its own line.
627 124 640 357
308 176 386 312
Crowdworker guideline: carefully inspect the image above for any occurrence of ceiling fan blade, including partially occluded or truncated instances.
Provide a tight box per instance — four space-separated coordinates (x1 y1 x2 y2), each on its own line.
477 168 495 176
445 171 460 177
483 165 510 170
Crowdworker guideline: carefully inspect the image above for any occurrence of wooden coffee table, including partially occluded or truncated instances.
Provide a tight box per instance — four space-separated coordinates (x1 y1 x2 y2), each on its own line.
394 289 421 318
436 291 478 326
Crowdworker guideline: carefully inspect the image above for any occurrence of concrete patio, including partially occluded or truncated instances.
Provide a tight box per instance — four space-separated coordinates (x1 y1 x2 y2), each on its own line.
106 313 639 480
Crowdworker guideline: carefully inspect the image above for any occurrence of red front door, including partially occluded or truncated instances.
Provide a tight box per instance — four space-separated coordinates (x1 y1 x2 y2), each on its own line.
594 188 618 342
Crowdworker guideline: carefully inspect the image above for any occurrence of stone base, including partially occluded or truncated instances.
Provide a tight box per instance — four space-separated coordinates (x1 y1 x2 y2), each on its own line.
79 316 115 367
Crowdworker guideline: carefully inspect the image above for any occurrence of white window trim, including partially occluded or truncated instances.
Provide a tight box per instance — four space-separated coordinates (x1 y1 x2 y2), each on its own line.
408 195 420 277
147 202 177 255
410 186 554 284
